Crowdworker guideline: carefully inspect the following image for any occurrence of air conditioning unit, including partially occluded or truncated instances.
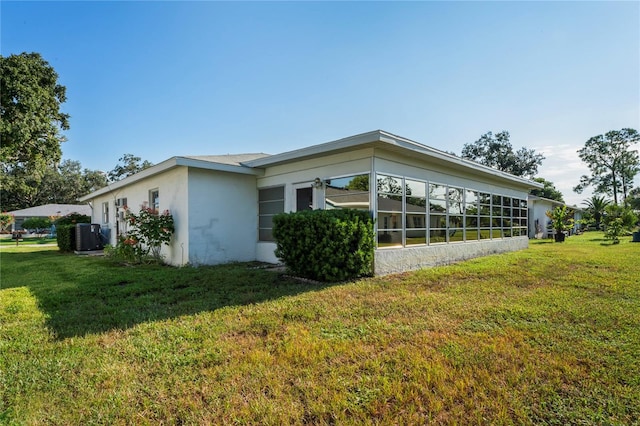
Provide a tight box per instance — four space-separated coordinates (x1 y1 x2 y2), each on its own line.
76 223 104 251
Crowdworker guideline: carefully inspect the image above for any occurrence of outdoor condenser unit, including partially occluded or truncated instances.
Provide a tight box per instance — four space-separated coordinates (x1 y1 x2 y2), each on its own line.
76 223 104 251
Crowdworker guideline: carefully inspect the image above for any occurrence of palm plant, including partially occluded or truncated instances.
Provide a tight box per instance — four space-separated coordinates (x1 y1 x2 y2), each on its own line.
582 195 611 230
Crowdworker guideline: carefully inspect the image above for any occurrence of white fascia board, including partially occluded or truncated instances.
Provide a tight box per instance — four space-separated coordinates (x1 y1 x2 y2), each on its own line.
79 156 262 202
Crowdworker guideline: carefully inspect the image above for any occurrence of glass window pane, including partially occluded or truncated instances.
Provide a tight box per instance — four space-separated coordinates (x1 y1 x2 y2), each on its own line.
479 216 491 227
429 229 447 244
429 183 447 200
325 174 369 191
465 204 478 215
259 200 284 215
449 215 463 228
378 231 402 247
378 194 403 212
479 205 490 215
465 189 478 204
259 216 274 228
491 229 502 239
480 229 491 239
449 230 464 242
406 230 426 246
492 195 502 206
405 179 426 198
448 186 463 202
429 199 447 213
502 197 511 207
378 212 402 230
503 228 512 238
479 192 491 204
449 201 464 214
492 206 502 216
259 229 273 242
503 207 511 217
326 194 370 210
466 228 479 241
377 175 403 195
406 196 426 212
465 216 478 227
406 214 426 229
259 186 284 202
430 214 447 228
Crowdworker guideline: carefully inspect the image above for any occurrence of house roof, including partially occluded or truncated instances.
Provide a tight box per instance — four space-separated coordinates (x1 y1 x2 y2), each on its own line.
79 153 269 201
80 130 542 202
245 130 543 190
9 204 92 217
528 195 583 211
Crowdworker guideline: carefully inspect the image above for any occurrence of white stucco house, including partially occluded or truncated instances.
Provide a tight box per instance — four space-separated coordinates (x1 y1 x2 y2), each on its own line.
528 195 583 239
79 130 543 275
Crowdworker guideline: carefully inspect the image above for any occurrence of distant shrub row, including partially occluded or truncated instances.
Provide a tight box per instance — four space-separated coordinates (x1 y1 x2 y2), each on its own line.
273 209 374 282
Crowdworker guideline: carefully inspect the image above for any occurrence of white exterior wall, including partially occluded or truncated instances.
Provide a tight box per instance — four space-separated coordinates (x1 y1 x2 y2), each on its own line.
256 149 374 264
88 167 189 265
187 169 258 265
529 200 554 239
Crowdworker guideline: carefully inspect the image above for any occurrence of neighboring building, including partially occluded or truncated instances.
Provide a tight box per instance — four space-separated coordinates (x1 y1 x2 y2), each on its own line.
528 195 583 239
79 130 543 275
8 204 91 232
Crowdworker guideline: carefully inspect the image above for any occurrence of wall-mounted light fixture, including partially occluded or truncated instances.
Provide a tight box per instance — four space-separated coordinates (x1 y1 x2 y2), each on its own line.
312 177 324 188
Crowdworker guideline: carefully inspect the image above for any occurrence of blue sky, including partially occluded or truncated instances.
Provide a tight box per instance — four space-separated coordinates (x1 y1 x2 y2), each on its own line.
2 1 639 205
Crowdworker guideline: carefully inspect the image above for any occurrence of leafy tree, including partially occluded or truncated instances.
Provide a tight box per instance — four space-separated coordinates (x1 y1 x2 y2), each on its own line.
0 160 107 210
461 131 544 178
574 128 640 205
530 177 564 202
344 174 370 192
627 187 640 211
1 53 70 204
602 204 638 244
108 154 153 181
582 195 611 230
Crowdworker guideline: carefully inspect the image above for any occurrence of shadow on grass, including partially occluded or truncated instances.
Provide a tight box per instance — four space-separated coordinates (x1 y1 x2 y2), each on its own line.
1 250 330 339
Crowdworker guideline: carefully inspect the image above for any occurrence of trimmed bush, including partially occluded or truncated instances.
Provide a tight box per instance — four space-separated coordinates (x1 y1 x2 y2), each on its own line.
55 213 91 252
273 209 374 282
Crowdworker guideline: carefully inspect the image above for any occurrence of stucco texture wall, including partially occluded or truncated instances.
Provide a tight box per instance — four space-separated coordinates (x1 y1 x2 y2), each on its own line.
187 169 258 265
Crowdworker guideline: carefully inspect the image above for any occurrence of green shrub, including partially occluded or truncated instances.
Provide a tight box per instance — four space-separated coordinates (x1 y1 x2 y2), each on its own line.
603 204 638 244
54 213 91 252
273 209 374 282
21 217 52 236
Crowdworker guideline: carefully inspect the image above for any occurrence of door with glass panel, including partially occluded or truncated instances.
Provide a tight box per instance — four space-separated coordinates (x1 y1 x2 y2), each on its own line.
293 183 314 212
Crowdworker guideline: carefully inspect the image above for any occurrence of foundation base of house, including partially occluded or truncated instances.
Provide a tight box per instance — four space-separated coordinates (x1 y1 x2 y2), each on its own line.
374 237 529 275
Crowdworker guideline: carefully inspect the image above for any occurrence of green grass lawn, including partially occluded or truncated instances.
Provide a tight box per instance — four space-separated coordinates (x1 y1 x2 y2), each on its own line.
1 233 638 424
0 236 57 246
